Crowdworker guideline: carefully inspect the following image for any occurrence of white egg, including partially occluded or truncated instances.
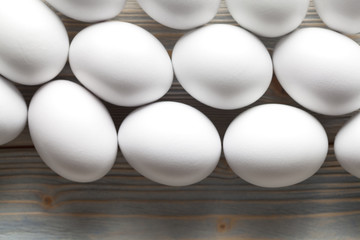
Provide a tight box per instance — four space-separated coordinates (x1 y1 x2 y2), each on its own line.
224 104 328 188
172 24 273 110
0 76 27 145
335 112 360 179
137 0 221 30
0 0 69 85
28 80 118 183
315 0 360 34
118 102 221 186
226 0 310 37
46 0 127 23
69 21 173 107
273 28 360 116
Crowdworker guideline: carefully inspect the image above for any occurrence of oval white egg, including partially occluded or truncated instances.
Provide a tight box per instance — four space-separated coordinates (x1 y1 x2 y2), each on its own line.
28 80 118 183
0 0 69 85
273 28 360 116
335 112 360 178
118 101 221 186
226 0 310 37
137 0 221 30
224 104 328 188
46 0 127 22
315 0 360 34
69 21 173 107
0 76 27 145
172 24 273 110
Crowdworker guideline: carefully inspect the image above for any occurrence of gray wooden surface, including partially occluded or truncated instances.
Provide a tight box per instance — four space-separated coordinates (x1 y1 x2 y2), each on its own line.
1 1 360 239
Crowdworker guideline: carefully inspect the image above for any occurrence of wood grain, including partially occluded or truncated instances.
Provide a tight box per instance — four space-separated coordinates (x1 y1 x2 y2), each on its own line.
1 0 360 239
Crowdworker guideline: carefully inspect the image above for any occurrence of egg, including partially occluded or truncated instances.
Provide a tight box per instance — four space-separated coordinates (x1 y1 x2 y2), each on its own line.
273 28 360 116
0 76 27 145
0 0 69 85
172 24 273 110
28 80 118 183
69 21 173 107
46 0 127 23
315 0 360 34
137 0 221 30
224 104 328 188
335 112 360 179
118 101 221 186
226 0 310 37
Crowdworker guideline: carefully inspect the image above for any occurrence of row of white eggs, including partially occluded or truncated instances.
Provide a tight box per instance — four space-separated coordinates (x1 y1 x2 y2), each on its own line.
23 0 360 35
2 2 360 115
1 0 360 188
1 0 360 114
1 76 360 188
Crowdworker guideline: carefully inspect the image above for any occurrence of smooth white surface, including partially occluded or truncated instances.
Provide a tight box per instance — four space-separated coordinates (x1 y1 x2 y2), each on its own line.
226 0 309 37
28 80 118 183
172 24 273 110
335 112 360 179
224 104 328 188
118 102 221 187
315 0 360 34
137 0 221 30
0 76 27 145
46 0 127 22
0 0 69 85
69 21 173 107
273 28 360 116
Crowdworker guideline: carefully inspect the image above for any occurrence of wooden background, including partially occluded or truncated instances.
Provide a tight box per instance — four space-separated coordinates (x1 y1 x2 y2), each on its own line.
1 0 360 239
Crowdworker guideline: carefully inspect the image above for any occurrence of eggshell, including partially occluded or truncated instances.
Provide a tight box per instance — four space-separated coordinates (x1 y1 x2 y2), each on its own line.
28 80 118 183
0 76 27 145
118 101 221 186
46 0 127 22
69 21 173 107
273 28 360 116
315 0 360 34
172 24 273 110
0 0 69 85
335 112 360 179
137 0 221 30
226 0 310 37
224 104 328 188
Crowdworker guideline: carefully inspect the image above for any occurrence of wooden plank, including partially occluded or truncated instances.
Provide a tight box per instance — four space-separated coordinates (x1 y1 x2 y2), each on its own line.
0 148 360 239
1 0 360 239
